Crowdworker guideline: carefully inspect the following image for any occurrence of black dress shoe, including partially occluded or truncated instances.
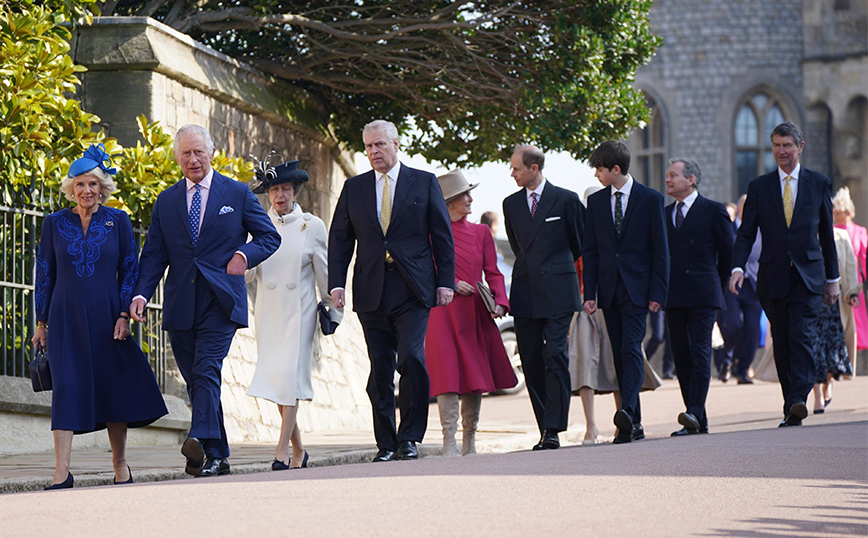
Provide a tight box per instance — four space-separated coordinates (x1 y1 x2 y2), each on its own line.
736 375 754 384
199 457 230 477
631 423 645 441
44 473 74 490
782 401 808 426
678 412 701 434
613 409 633 444
272 459 290 471
671 426 709 436
113 465 133 484
541 429 560 450
181 437 206 476
372 448 396 462
718 364 731 383
397 441 418 460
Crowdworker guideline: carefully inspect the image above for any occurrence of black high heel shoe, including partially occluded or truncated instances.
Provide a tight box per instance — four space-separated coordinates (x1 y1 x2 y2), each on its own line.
44 473 74 490
290 451 309 470
113 465 133 484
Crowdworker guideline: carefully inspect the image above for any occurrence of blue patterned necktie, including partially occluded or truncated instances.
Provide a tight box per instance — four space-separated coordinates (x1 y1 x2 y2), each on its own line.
190 184 201 246
614 192 623 235
675 201 685 230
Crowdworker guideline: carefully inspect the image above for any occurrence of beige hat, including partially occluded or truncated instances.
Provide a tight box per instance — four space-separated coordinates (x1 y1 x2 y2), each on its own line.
437 169 479 201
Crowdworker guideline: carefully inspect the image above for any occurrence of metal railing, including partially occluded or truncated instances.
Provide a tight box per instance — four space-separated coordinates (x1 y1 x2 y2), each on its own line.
0 187 169 391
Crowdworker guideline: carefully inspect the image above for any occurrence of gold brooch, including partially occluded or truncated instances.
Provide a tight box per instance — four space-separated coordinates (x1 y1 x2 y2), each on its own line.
301 222 307 231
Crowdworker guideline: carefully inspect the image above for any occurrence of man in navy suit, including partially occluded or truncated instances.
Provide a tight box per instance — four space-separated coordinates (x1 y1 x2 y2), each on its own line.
730 121 839 427
328 120 454 462
502 145 584 450
663 158 733 436
582 140 669 444
131 125 280 476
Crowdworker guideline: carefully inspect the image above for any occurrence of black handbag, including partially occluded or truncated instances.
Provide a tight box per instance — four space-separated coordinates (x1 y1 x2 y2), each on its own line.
317 301 339 336
29 343 52 392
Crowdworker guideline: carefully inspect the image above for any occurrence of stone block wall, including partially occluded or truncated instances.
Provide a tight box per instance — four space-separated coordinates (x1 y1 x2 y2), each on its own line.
70 17 375 443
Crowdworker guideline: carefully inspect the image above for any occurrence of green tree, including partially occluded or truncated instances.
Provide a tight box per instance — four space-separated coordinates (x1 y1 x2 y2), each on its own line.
103 0 661 166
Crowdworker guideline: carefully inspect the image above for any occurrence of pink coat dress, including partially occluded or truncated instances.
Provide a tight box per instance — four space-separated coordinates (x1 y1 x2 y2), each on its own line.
425 218 518 396
837 221 868 349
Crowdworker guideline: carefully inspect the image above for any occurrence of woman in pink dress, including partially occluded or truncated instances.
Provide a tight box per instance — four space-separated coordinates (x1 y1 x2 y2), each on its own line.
833 187 867 374
425 170 517 457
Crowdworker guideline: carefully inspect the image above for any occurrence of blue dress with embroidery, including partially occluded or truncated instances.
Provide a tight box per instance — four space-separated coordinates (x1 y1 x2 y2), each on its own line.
35 206 168 433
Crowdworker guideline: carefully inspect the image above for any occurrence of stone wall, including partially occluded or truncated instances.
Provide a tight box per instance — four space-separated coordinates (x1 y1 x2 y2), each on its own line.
636 0 805 202
69 18 375 445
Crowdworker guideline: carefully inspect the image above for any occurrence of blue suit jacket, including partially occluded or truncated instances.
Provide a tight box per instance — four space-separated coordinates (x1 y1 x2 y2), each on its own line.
135 171 280 329
732 168 838 298
503 181 584 319
582 181 669 309
328 164 454 312
665 194 734 309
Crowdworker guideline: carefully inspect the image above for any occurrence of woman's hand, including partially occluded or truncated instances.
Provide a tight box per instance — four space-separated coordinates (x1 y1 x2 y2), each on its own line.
490 305 507 319
114 316 131 341
31 325 47 349
455 280 475 296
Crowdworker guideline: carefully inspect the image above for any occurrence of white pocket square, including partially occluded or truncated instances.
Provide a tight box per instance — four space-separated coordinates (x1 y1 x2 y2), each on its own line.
219 206 235 215
545 216 561 222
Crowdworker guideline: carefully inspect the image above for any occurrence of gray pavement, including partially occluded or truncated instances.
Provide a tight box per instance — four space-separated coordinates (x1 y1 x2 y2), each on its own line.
1 375 866 524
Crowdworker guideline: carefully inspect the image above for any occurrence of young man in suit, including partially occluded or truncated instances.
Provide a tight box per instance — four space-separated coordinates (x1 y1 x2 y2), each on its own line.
131 125 281 477
503 145 584 450
582 140 669 444
730 121 839 427
663 158 734 436
328 120 454 462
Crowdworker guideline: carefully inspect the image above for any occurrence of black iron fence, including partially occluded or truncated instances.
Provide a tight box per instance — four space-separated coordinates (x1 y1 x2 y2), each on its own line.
0 185 168 391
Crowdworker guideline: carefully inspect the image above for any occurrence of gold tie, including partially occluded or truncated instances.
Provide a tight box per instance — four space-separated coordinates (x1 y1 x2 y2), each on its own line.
380 174 391 234
783 175 793 227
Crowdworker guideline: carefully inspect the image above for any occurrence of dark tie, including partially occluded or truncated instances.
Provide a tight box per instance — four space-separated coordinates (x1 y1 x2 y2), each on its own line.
530 192 539 218
675 201 685 230
190 184 201 246
614 192 623 235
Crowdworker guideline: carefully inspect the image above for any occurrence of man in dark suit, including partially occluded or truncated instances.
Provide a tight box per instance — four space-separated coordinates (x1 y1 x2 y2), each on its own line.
663 158 734 436
503 145 584 450
715 194 763 384
730 121 840 427
583 140 669 444
328 120 454 462
131 125 280 476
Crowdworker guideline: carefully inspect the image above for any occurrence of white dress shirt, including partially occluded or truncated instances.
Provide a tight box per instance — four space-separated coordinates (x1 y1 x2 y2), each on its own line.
186 169 213 238
672 189 698 227
525 179 546 213
610 175 635 221
376 162 400 219
778 163 800 203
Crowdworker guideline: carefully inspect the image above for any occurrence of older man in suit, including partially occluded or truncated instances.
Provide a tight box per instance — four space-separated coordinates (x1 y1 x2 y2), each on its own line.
663 158 733 436
329 120 454 462
503 145 584 450
583 140 669 444
730 121 839 427
131 125 280 477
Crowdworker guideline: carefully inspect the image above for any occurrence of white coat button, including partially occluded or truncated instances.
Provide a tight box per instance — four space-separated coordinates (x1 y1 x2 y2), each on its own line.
266 281 276 290
287 281 297 290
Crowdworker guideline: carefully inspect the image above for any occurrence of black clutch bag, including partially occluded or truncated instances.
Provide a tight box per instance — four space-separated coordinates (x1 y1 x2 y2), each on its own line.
317 301 339 336
29 343 52 392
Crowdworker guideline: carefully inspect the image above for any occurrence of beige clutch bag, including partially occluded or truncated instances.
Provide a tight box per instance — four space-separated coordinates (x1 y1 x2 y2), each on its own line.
476 282 497 314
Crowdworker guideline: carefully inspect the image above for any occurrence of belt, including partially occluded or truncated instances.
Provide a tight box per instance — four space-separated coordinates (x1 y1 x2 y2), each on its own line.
385 261 397 271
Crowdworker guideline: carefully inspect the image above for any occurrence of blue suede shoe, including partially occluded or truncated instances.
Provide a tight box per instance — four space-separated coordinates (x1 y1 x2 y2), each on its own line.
291 451 309 469
271 459 290 471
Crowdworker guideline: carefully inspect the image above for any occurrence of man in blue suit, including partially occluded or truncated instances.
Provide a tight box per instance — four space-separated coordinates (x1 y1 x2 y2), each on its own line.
730 121 839 427
503 145 584 451
328 120 454 462
131 125 280 476
663 158 733 436
582 140 669 444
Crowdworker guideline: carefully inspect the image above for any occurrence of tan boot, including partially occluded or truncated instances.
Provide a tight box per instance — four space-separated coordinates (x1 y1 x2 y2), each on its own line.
461 393 482 456
437 393 460 457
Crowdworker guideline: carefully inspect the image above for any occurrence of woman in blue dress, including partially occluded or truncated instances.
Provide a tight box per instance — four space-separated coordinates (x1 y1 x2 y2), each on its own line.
31 145 167 490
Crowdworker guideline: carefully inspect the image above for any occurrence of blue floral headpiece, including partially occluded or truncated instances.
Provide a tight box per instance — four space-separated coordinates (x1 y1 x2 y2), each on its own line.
68 143 117 178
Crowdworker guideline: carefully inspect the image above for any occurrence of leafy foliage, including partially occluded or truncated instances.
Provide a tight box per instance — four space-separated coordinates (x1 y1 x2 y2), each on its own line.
105 0 661 166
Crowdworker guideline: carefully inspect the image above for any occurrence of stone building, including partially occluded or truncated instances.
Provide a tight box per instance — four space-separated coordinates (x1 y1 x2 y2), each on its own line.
628 0 867 217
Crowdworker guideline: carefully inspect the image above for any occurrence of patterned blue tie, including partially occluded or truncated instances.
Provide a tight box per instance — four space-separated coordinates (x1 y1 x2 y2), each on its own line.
190 184 201 246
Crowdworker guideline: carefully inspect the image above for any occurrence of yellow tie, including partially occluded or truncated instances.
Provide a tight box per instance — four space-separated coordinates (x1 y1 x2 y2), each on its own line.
783 175 793 227
380 174 391 234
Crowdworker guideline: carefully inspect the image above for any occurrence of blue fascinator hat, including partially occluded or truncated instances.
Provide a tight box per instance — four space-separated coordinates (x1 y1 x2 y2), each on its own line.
67 143 117 178
250 151 309 194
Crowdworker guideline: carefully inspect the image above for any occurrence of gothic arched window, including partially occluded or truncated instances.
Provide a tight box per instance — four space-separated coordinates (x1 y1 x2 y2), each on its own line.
627 94 666 192
735 92 786 195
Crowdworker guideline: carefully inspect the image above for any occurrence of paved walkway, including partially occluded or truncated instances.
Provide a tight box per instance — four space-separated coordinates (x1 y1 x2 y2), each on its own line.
1 375 866 494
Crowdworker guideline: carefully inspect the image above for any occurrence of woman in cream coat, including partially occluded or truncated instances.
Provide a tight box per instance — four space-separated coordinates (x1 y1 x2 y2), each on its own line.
246 159 342 470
